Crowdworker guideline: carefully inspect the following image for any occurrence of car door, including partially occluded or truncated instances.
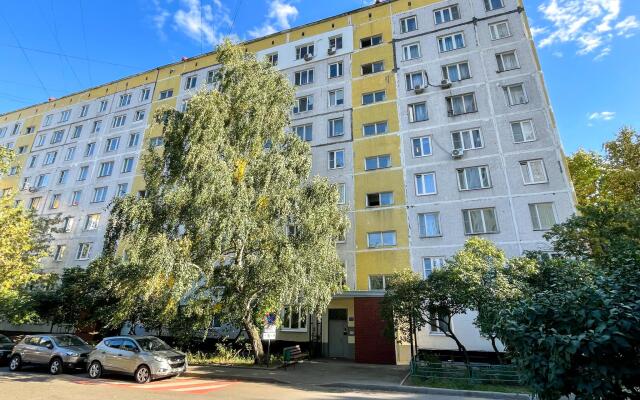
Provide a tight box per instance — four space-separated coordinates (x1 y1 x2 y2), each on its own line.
33 337 54 365
114 339 141 374
100 338 123 372
19 337 39 363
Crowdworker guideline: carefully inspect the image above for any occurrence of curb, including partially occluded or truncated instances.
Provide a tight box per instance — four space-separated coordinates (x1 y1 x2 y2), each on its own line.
183 370 289 386
320 382 530 399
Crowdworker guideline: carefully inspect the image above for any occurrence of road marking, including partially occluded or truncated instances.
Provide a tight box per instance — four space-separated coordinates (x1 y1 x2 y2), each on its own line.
70 377 237 395
170 383 234 393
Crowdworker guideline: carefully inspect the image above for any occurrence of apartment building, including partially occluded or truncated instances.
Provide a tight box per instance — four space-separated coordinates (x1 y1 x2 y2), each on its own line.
0 0 575 364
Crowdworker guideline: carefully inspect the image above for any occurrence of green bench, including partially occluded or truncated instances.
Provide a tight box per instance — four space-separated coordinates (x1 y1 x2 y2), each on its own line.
282 345 307 369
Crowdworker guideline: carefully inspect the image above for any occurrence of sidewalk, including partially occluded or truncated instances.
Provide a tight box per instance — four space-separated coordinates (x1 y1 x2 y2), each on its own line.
185 358 530 399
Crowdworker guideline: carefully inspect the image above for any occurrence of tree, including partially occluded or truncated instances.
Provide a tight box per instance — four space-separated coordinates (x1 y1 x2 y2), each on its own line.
565 149 604 206
0 147 56 323
96 41 348 363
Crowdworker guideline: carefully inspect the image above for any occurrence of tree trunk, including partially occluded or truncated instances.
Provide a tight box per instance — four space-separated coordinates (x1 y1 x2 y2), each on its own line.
445 330 472 378
243 318 264 364
490 335 503 364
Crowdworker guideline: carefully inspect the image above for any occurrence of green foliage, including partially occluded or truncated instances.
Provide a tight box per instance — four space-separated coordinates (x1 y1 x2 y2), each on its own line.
380 270 427 342
94 41 348 362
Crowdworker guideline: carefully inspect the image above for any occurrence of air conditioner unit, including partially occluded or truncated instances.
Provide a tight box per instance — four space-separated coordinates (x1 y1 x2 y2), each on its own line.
327 47 337 55
451 148 464 158
440 79 452 89
414 85 425 94
304 53 314 61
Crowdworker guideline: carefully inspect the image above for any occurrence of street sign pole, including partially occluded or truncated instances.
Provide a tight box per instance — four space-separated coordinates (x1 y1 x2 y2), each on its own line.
267 338 271 367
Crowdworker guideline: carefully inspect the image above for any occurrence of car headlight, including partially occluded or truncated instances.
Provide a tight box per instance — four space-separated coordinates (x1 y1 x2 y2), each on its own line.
66 351 79 357
153 356 168 363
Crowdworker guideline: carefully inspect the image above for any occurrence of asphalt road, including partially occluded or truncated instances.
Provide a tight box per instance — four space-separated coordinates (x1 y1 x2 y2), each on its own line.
0 366 478 400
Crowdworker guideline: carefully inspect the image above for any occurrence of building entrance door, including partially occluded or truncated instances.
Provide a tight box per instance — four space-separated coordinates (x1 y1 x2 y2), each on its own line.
328 309 348 358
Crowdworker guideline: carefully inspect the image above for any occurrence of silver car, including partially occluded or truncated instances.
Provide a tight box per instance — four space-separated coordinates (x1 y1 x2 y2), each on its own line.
87 336 187 384
9 334 93 374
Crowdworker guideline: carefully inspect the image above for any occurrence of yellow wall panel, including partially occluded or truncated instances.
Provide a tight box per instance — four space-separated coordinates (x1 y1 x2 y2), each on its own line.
352 134 402 173
352 103 400 137
355 250 410 290
353 169 406 209
355 207 409 249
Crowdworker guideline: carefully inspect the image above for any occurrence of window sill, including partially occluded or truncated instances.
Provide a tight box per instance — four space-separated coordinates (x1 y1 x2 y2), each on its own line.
409 119 429 124
459 187 492 191
419 235 443 239
523 181 549 185
490 35 513 41
465 231 499 236
416 192 437 196
448 110 478 118
496 67 520 73
280 328 308 333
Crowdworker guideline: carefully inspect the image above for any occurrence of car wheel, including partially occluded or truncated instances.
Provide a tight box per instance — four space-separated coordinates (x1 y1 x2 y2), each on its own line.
135 365 151 384
88 361 102 379
9 355 22 371
49 357 63 375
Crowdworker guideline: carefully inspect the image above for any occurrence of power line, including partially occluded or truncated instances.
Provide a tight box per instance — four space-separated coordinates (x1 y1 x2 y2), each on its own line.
0 13 51 98
200 0 204 53
78 0 93 85
227 0 244 36
0 44 144 70
44 0 84 87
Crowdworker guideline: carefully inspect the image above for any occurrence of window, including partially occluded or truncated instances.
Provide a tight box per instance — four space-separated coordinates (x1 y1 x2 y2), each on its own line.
28 197 42 210
361 61 384 75
70 191 82 206
295 43 314 60
53 245 66 262
367 231 397 248
282 306 307 330
434 5 460 24
98 100 108 112
328 89 344 106
43 114 53 126
328 118 344 137
429 312 451 333
267 53 278 66
363 121 388 136
51 130 64 144
520 159 548 184
446 93 477 116
28 155 38 168
80 105 89 117
442 61 471 82
112 115 126 128
121 157 134 173
511 120 536 143
60 110 71 122
293 124 312 142
57 170 69 184
504 83 528 105
49 193 61 209
457 166 491 190
140 88 151 101
293 95 313 113
415 173 437 195
366 191 393 207
8 166 18 175
98 161 114 177
408 102 428 122
105 137 120 152
328 150 345 169
159 89 173 100
336 183 346 204
463 208 498 234
294 69 314 86
452 129 483 150
484 0 504 11
438 32 465 52
490 21 511 40
329 35 343 50
529 203 556 231
76 243 92 260
412 136 432 157
418 212 441 237
4 142 14 150
35 174 50 188
405 71 425 90
62 216 74 232
0 127 6 138
423 257 444 278
402 43 421 60
362 90 386 105
91 120 102 134
150 137 164 147
35 134 46 147
64 147 76 161
118 94 132 107
117 183 129 197
92 187 108 203
360 34 383 48
85 213 101 231
43 151 57 165
17 146 28 154
85 142 96 156
127 132 140 148
400 16 418 33
496 51 519 72
365 154 391 171
328 62 343 78
185 75 197 90
78 166 89 181
25 126 35 134
72 125 82 139
369 275 393 290
134 110 146 121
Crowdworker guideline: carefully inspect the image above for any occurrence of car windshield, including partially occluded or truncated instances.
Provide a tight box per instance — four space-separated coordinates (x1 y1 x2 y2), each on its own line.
0 335 12 344
136 337 172 352
52 335 87 347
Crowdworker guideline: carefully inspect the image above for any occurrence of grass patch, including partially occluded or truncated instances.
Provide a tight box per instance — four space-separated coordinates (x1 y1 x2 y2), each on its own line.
409 376 531 394
187 350 255 366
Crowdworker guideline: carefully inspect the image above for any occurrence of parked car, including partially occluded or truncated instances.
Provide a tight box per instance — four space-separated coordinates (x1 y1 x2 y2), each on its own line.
8 334 93 374
0 334 15 364
87 336 187 384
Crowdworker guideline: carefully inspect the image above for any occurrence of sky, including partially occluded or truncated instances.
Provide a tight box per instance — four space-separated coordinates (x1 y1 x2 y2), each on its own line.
0 0 638 154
